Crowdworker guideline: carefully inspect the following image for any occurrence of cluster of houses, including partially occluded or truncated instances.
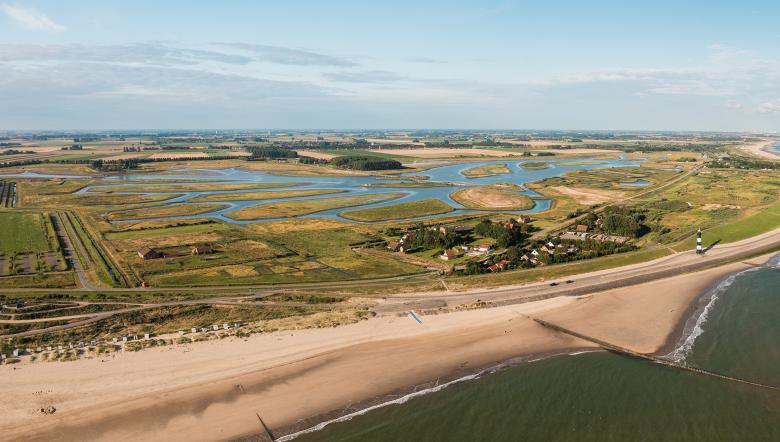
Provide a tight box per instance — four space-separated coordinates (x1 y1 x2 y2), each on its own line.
386 224 475 254
518 240 579 265
137 245 214 260
560 221 629 243
439 243 493 260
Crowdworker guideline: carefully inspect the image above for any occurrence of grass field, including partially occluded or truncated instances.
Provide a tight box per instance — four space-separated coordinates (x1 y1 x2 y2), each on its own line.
0 213 50 253
451 184 534 211
107 203 226 221
519 162 551 170
225 193 405 220
105 220 231 240
674 201 780 251
462 163 511 178
188 188 346 202
340 199 454 221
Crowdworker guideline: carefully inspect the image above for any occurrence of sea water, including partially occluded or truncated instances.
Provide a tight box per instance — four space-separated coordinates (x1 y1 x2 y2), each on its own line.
297 261 780 441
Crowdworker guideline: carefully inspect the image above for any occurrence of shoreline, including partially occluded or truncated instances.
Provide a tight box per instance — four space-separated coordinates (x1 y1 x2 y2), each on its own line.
0 254 776 441
739 139 780 160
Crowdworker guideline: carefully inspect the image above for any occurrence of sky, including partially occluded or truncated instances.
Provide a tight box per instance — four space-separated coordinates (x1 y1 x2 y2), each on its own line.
1 0 779 131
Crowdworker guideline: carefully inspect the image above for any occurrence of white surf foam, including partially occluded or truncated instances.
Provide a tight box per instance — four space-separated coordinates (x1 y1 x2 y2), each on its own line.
665 262 769 364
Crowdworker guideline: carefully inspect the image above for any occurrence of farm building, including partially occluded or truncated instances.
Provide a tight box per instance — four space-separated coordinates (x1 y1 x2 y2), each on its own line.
137 247 161 260
191 246 214 255
439 248 461 261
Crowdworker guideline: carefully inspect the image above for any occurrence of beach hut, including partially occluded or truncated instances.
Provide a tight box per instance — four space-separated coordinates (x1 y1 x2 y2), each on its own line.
191 327 198 334
212 325 219 331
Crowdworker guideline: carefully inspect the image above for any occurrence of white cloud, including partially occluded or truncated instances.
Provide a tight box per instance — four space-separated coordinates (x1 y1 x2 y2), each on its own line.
1 3 65 32
755 99 780 114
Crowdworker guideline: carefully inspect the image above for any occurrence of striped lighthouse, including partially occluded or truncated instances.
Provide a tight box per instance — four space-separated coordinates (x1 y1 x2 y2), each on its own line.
696 228 703 254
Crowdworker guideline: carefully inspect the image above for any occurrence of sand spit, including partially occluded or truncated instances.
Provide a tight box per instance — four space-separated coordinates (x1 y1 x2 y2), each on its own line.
738 140 780 160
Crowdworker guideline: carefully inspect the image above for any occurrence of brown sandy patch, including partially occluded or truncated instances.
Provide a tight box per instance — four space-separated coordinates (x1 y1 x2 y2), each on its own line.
551 185 625 205
296 150 339 160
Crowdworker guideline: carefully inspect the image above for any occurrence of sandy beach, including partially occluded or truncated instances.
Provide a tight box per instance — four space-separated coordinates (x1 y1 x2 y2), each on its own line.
0 253 773 441
738 140 780 159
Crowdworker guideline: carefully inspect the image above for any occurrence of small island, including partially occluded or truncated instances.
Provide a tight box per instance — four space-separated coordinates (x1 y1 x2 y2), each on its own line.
462 163 511 178
451 183 534 211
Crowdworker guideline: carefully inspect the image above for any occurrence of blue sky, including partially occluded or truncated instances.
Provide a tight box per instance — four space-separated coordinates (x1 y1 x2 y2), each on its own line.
1 0 779 131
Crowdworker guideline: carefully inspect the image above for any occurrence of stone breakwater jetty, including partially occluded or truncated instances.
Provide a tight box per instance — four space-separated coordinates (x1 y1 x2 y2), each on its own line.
531 317 780 392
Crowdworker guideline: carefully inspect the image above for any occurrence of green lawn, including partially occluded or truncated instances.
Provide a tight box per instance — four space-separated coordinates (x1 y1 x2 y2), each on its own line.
0 212 50 254
340 199 454 221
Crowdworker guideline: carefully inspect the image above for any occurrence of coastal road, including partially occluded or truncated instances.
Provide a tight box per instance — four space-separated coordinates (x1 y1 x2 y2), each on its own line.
4 227 780 339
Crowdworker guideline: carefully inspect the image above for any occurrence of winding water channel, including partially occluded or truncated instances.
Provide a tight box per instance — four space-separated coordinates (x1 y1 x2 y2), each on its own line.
5 157 652 224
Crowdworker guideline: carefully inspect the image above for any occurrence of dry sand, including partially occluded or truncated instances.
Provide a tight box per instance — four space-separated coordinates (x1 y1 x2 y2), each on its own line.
551 185 625 205
1 254 772 441
738 140 780 160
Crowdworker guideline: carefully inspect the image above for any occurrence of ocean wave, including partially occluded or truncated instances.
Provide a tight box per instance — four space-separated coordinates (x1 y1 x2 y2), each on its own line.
275 371 485 441
275 351 569 441
665 264 767 364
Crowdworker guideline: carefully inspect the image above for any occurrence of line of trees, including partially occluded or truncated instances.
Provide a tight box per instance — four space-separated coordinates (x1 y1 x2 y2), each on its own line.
331 156 403 171
246 146 298 160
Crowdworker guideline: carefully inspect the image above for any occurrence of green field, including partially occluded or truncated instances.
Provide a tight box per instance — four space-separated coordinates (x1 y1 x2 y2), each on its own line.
0 213 50 253
226 193 405 220
675 201 780 251
462 163 511 178
519 162 551 170
188 188 345 202
340 199 454 221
